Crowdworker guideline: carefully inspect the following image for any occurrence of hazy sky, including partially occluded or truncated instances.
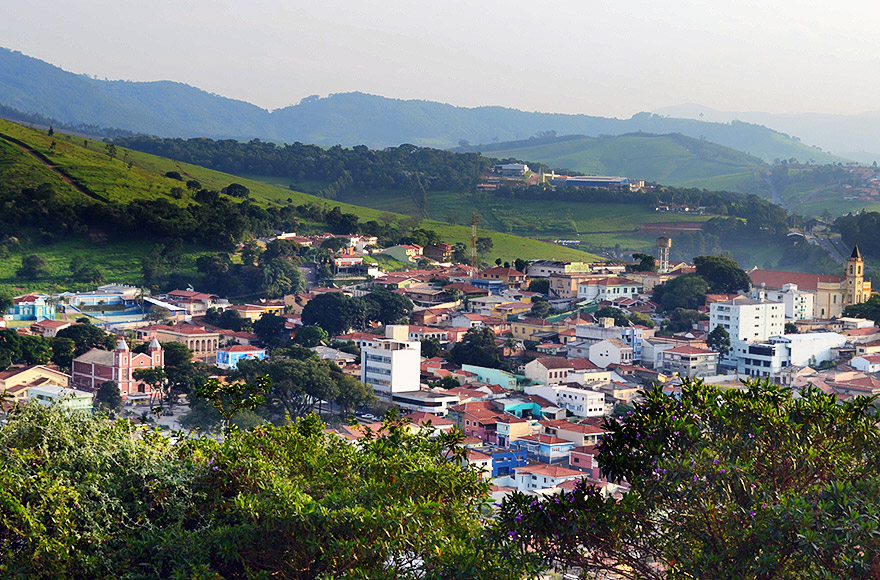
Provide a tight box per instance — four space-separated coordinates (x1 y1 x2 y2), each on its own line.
3 0 880 117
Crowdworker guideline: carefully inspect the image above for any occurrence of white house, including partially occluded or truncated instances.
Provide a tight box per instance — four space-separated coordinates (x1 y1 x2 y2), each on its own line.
709 297 784 343
361 325 422 395
512 464 583 493
524 384 606 418
851 355 880 374
588 338 633 368
524 357 573 385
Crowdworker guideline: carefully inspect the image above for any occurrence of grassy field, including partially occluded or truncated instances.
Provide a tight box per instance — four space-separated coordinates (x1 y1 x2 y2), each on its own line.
474 133 768 190
0 237 213 295
0 119 600 294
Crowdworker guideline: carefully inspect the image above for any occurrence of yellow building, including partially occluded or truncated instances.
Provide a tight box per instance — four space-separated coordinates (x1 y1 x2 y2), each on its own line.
748 245 872 319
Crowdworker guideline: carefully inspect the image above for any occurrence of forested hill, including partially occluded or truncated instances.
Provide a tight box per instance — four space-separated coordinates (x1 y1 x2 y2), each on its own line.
113 137 495 195
0 48 844 164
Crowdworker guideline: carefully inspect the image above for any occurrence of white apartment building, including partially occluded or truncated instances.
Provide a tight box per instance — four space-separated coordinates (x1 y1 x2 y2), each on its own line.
361 325 421 395
524 384 606 418
709 297 784 343
736 332 846 377
752 283 815 321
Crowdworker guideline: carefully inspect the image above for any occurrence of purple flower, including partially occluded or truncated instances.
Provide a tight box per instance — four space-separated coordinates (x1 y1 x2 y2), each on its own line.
514 513 522 523
212 466 219 471
749 510 756 517
713 458 720 465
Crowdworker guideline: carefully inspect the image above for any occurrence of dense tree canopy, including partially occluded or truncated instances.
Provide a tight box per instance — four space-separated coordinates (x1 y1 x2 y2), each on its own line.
694 255 752 294
448 326 503 369
0 403 511 579
652 273 710 312
55 323 115 356
495 378 880 579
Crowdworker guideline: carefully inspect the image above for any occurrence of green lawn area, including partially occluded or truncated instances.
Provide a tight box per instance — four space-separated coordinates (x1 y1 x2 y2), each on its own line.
0 237 213 295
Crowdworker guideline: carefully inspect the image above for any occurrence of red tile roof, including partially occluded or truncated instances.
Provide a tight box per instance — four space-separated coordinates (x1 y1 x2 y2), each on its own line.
748 269 844 292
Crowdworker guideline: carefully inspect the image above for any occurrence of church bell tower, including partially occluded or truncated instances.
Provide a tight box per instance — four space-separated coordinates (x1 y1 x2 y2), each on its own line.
845 244 865 306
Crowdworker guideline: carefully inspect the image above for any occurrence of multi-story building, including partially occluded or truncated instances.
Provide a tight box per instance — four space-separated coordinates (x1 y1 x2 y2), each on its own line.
709 297 784 343
577 277 642 302
736 332 847 378
588 338 634 368
361 325 421 395
751 283 814 321
660 346 719 378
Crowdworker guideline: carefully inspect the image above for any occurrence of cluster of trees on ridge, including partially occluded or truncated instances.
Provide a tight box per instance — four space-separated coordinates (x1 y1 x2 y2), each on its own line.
3 377 880 578
113 136 495 196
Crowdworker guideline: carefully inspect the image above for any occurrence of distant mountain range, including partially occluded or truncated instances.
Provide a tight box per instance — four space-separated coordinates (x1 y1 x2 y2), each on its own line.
655 103 880 164
0 48 847 166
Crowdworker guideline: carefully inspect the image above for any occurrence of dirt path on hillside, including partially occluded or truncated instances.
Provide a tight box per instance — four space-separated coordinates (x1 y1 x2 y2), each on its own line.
0 133 107 203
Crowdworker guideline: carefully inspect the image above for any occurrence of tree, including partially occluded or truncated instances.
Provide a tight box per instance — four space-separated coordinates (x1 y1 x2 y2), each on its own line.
706 324 731 358
69 256 104 284
225 182 250 198
694 255 752 294
294 325 329 347
514 258 528 273
233 357 372 419
420 337 443 359
55 323 116 356
529 299 551 319
527 278 549 294
186 179 201 191
18 335 51 365
631 253 657 272
595 306 630 326
94 381 123 417
196 375 271 432
240 239 263 267
132 367 170 410
260 257 304 298
104 142 117 160
301 292 363 337
0 293 11 314
663 308 707 333
784 322 798 334
252 313 289 349
363 289 414 326
475 237 494 257
16 254 50 279
495 378 880 579
432 375 461 390
160 342 209 398
652 273 710 312
50 337 76 369
0 403 509 579
844 294 880 325
448 326 503 369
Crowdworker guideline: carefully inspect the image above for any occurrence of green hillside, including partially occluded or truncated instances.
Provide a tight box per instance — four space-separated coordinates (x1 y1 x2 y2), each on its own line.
472 133 768 189
0 119 597 293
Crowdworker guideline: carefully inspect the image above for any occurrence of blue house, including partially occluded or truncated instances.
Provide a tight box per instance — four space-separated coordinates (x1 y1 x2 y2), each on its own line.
488 448 528 478
216 345 267 370
6 294 55 322
512 434 575 464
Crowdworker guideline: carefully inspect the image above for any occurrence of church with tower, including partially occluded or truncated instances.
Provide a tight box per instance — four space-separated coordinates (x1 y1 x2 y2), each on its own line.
71 338 164 401
748 244 872 319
